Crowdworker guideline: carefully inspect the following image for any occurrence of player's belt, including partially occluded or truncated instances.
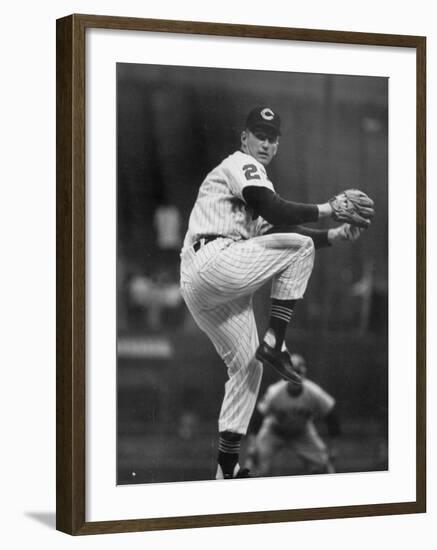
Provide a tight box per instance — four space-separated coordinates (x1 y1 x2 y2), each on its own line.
193 235 220 252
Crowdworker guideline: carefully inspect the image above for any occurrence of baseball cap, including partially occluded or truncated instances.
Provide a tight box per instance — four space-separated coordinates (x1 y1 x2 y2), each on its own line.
245 106 281 136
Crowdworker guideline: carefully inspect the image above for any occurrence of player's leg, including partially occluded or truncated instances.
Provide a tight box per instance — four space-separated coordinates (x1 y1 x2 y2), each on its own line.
252 233 315 382
293 423 334 474
182 284 262 478
186 233 315 382
243 433 259 474
188 233 315 306
211 300 262 479
180 234 314 474
254 422 284 476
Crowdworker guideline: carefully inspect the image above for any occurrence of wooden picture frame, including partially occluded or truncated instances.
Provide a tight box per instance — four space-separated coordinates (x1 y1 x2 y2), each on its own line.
56 13 426 535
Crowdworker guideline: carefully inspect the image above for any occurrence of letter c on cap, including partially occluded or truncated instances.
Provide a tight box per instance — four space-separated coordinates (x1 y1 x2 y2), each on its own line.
261 108 274 120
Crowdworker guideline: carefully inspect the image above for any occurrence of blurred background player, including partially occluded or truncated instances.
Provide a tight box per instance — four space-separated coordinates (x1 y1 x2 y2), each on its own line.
245 353 341 476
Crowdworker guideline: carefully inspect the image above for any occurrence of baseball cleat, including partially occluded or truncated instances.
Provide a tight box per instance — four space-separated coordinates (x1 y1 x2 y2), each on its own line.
256 342 303 386
216 464 251 480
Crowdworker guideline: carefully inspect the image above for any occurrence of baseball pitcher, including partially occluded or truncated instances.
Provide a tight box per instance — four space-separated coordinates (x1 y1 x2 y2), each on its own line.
179 106 373 479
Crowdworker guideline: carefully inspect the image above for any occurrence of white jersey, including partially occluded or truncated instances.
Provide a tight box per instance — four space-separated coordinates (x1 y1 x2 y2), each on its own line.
182 151 273 251
258 379 335 435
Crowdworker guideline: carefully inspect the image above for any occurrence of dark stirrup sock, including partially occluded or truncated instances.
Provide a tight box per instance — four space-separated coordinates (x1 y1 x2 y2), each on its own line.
267 299 296 349
218 431 242 476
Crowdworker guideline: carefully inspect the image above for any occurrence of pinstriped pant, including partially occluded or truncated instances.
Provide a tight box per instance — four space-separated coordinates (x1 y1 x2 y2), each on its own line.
180 233 315 434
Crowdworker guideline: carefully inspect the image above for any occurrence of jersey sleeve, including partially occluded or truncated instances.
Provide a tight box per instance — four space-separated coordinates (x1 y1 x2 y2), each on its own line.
306 380 335 418
224 152 274 200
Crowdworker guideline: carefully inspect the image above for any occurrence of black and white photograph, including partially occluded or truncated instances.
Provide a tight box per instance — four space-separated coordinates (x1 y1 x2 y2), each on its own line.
2 0 431 544
116 62 388 485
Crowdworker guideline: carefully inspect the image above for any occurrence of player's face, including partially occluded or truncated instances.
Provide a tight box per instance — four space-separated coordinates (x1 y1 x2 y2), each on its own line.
241 129 279 166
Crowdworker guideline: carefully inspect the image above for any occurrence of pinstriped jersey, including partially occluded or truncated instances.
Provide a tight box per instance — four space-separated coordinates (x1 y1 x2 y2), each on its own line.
182 151 274 251
258 379 335 435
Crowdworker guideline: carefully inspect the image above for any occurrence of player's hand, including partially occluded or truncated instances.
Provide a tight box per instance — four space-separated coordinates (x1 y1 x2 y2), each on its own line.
328 223 363 244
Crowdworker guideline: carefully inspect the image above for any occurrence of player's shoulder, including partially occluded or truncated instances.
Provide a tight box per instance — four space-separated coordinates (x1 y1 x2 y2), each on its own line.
304 379 334 401
274 380 290 397
224 150 266 173
266 379 288 397
303 379 323 394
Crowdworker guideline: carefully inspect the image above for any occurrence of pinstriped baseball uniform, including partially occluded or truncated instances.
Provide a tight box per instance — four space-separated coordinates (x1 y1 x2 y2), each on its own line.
180 150 315 435
254 379 335 473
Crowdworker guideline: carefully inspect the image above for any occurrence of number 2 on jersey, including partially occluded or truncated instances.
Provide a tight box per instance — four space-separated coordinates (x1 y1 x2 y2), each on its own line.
243 164 261 181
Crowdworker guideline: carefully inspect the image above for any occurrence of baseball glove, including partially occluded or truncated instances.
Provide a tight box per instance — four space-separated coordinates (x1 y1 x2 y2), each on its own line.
329 189 375 228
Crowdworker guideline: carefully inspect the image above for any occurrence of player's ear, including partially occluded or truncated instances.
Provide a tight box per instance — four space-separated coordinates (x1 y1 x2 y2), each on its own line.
241 130 247 144
272 140 279 155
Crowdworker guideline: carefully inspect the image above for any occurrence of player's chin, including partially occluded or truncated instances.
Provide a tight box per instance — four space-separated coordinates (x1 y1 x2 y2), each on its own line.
256 154 271 166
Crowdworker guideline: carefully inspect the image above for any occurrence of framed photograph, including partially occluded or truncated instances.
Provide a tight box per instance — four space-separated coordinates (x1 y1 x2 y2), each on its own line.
56 14 426 535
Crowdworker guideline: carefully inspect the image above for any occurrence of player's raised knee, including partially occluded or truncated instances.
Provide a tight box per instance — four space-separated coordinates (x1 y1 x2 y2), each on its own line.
278 232 315 254
296 234 315 256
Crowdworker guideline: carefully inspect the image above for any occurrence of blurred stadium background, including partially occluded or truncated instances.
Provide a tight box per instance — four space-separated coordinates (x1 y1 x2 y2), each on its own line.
116 63 388 484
